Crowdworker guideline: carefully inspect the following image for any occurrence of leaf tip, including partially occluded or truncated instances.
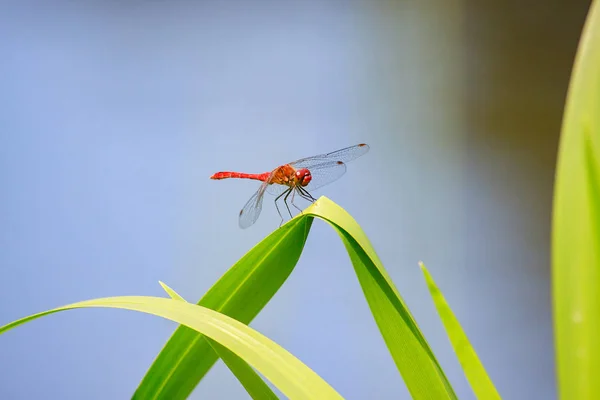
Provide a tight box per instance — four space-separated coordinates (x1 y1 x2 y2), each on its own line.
158 281 187 302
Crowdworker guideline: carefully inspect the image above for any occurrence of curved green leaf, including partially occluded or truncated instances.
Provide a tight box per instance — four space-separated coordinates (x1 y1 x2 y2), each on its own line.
0 296 341 400
419 262 500 399
159 282 278 400
3 196 456 398
134 217 313 399
303 197 457 400
552 1 600 398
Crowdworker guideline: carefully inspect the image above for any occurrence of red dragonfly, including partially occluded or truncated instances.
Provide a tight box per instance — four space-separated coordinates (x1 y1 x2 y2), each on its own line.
210 143 370 228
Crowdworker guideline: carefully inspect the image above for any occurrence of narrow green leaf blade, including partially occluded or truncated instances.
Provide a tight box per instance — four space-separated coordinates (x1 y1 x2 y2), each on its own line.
209 341 280 400
419 262 500 399
304 197 457 400
158 281 186 302
0 297 341 400
135 217 313 399
552 1 600 398
159 281 279 400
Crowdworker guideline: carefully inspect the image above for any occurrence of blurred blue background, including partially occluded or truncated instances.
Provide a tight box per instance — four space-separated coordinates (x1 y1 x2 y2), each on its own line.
0 1 591 399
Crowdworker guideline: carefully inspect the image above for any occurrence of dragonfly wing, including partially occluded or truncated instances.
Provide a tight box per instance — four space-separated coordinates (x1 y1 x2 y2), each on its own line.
266 182 290 196
289 143 369 169
239 181 269 229
303 161 347 192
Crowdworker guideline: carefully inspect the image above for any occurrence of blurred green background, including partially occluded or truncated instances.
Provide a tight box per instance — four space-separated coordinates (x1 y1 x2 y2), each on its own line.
0 1 592 399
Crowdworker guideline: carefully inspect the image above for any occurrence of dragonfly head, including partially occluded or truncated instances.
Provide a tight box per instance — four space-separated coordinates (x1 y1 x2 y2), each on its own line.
295 168 312 187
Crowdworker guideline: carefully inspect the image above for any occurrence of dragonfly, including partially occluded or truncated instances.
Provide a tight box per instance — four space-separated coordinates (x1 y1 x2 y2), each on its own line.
210 143 370 229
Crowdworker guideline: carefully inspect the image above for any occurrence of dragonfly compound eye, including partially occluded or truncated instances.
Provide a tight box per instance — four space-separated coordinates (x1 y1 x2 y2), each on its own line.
296 169 312 186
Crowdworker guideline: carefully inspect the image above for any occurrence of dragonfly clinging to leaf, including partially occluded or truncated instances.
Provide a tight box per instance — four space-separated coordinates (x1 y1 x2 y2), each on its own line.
210 143 370 228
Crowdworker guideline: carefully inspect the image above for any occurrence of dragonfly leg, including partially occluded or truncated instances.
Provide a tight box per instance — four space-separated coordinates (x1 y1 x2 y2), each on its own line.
282 188 294 220
297 186 317 202
274 188 292 227
290 188 303 213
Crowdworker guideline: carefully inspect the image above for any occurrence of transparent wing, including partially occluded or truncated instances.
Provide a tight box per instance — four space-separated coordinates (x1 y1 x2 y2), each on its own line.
266 182 290 196
238 181 269 229
302 160 347 192
289 143 369 170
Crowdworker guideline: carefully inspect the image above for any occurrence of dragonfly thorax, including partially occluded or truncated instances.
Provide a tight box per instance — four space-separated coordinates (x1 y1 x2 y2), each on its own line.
295 168 312 187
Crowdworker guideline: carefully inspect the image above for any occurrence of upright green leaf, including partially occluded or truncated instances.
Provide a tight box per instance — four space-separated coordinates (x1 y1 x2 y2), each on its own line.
552 1 600 399
0 296 342 400
419 262 500 399
134 217 313 399
141 196 456 399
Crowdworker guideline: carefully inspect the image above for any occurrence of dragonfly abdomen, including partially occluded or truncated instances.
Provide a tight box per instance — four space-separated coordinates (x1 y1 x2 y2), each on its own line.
210 171 270 181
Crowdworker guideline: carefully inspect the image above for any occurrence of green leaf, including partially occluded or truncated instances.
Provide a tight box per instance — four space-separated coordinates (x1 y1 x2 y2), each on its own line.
552 1 600 398
208 342 280 400
158 282 279 400
3 196 456 398
139 196 456 399
0 297 341 399
158 281 186 302
134 217 313 399
419 262 500 399
303 198 457 400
